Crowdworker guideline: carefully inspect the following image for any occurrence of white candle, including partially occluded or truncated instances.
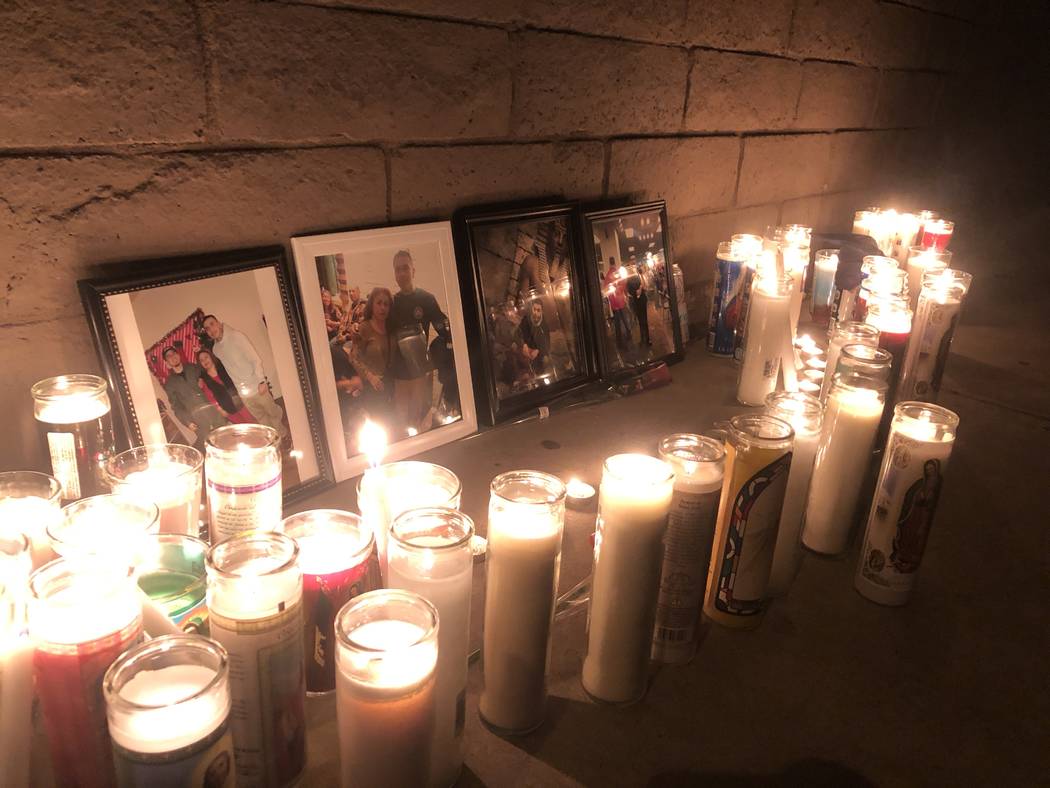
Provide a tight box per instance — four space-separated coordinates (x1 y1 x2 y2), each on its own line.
888 212 921 266
205 425 283 543
898 269 972 402
0 471 63 569
107 442 204 538
50 495 159 566
821 322 880 402
812 250 839 324
0 591 32 788
737 274 793 406
582 454 673 703
904 247 951 308
111 663 226 749
802 378 887 555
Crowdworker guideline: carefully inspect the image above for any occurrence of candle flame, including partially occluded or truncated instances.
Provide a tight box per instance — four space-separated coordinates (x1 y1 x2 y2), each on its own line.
358 420 387 468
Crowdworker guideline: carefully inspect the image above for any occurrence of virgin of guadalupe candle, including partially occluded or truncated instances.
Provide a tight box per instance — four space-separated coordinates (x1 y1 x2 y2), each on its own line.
704 415 793 628
136 535 210 633
106 444 204 537
866 299 914 440
651 436 725 665
582 454 674 703
855 403 959 605
281 510 379 695
0 471 63 568
206 532 306 787
811 249 840 327
205 424 282 542
763 393 823 597
479 471 565 734
335 589 439 788
387 507 474 787
921 218 954 250
802 373 889 555
103 634 234 787
737 274 793 406
31 374 117 501
898 269 973 403
0 583 33 788
904 247 952 309
29 558 144 788
821 322 880 401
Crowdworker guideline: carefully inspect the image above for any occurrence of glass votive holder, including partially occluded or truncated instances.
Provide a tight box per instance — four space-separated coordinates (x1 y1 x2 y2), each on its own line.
0 471 63 569
281 509 380 695
205 424 283 543
106 444 204 537
136 534 209 634
50 494 160 566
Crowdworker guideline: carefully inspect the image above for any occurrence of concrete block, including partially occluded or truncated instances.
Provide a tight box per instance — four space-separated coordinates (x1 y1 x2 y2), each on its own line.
207 2 512 142
780 189 873 233
389 142 604 219
788 0 878 65
0 0 205 146
794 63 880 130
737 134 831 206
827 130 895 192
607 137 740 217
683 0 795 54
874 71 942 129
869 2 930 70
685 52 802 132
926 16 975 73
670 204 779 288
512 31 689 137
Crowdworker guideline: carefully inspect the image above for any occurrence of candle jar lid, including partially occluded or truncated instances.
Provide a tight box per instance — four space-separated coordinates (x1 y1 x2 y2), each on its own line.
205 424 281 456
31 374 111 421
726 414 794 452
281 509 375 571
764 392 823 436
51 494 160 562
830 321 880 345
920 268 972 299
836 344 893 380
105 444 204 486
892 402 959 442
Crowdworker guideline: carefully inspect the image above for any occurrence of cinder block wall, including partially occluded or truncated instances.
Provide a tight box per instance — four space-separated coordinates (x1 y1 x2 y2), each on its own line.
2 0 985 469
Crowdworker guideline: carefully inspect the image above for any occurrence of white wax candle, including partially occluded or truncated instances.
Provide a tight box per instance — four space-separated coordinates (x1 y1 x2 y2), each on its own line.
50 502 157 566
738 277 793 406
813 253 839 309
905 249 948 308
0 632 33 788
802 387 884 555
582 455 673 704
118 464 200 536
0 497 60 569
784 249 807 334
898 277 964 401
29 571 142 646
821 328 880 402
205 444 282 542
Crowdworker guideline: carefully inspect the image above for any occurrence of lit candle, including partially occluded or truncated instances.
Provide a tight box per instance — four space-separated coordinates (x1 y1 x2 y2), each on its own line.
821 321 880 402
737 274 793 406
480 471 565 733
887 212 921 266
135 534 209 633
565 477 596 509
103 634 233 785
651 435 725 664
0 471 63 568
0 584 33 788
904 246 952 308
583 454 674 703
898 269 973 403
866 299 914 440
921 218 954 250
799 376 822 395
205 424 283 543
206 532 306 787
335 590 439 788
802 373 889 555
855 404 959 605
853 257 905 322
50 494 159 564
707 240 750 357
775 225 812 333
387 508 474 787
106 444 203 537
731 242 773 363
812 249 839 327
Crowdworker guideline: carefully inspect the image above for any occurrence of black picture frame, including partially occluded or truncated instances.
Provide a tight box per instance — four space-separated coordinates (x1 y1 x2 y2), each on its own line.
581 200 684 379
454 200 599 426
78 245 334 504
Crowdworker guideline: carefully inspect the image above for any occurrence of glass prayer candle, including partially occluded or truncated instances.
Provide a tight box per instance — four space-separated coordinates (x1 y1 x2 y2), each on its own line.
704 415 793 629
831 344 894 384
357 461 461 581
898 269 973 403
887 212 922 266
852 208 879 237
775 224 811 329
335 589 439 788
480 471 565 734
651 435 725 665
904 246 952 308
105 444 204 537
51 494 159 566
0 471 63 568
855 268 908 323
583 454 674 703
802 373 889 555
387 507 474 787
206 532 306 787
921 218 954 250
763 393 824 597
136 534 209 634
205 424 282 543
811 249 840 327
103 634 234 787
281 509 379 695
29 558 143 788
0 582 33 788
866 299 914 440
821 322 881 401
707 240 751 357
31 374 116 502
0 530 31 625
731 240 774 364
737 274 793 406
855 403 959 605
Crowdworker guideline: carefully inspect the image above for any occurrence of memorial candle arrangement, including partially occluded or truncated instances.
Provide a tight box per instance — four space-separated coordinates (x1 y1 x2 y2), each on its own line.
0 471 63 568
31 374 117 501
0 583 33 788
103 634 234 787
582 454 674 703
206 532 306 787
704 415 794 628
651 435 725 664
105 444 204 537
855 403 959 605
335 589 439 788
821 322 881 401
811 249 840 327
904 246 952 308
737 273 793 406
387 507 474 787
480 471 565 734
205 424 283 543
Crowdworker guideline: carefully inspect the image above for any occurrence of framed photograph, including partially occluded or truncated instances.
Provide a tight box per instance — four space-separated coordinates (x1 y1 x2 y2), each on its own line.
582 201 684 378
79 246 334 504
455 201 597 425
290 221 477 480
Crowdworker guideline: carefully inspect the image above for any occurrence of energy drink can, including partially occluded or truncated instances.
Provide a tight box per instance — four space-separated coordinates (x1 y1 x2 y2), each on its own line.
707 241 746 356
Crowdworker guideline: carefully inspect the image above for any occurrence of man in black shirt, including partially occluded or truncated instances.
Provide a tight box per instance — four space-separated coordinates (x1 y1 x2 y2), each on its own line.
160 346 225 448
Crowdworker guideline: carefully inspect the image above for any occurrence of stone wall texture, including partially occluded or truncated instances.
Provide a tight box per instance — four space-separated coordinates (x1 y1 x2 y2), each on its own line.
1 0 986 469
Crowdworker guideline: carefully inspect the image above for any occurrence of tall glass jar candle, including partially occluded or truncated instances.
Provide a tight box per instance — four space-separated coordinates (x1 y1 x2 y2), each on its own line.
802 373 889 555
205 424 282 543
904 247 952 308
583 455 674 703
704 415 794 628
731 241 774 364
651 435 725 664
707 241 750 357
281 509 379 695
387 507 474 787
31 374 116 501
480 471 565 734
206 532 306 787
335 589 439 788
103 634 234 787
0 583 33 788
831 344 894 383
898 269 973 403
887 212 921 266
136 534 209 633
763 393 824 597
29 558 143 788
0 471 62 568
811 249 840 327
821 322 881 401
774 224 811 325
855 403 959 605
106 444 204 537
921 218 954 250
866 299 914 440
737 274 793 406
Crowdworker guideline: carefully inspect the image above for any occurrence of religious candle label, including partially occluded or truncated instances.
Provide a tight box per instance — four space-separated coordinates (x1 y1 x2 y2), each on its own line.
912 304 959 398
209 602 306 787
47 432 81 500
113 718 235 788
206 474 282 541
